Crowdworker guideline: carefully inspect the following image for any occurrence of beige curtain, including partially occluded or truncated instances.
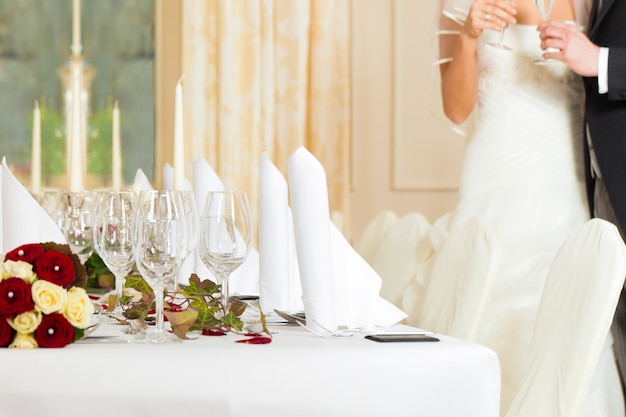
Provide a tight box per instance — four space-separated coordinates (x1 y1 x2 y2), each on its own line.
181 0 351 232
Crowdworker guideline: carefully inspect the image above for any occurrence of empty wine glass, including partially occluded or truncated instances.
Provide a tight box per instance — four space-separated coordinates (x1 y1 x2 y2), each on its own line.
93 191 137 312
534 0 556 64
199 191 252 315
173 190 199 290
133 190 186 343
61 191 94 264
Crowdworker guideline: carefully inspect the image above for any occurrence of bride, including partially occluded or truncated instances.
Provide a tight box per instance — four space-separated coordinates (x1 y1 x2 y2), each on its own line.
432 0 623 414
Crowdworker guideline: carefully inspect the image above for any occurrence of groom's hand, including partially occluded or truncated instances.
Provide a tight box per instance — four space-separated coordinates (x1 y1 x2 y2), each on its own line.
537 20 600 77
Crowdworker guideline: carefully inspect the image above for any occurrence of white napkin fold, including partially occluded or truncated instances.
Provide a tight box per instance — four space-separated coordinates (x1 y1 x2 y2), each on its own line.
163 163 193 191
132 168 153 192
1 158 66 253
288 147 406 333
258 152 302 313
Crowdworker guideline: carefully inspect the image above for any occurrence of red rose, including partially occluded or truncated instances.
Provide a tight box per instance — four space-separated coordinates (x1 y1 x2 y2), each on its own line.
5 243 44 264
0 278 35 318
34 250 76 288
0 318 15 347
34 313 75 348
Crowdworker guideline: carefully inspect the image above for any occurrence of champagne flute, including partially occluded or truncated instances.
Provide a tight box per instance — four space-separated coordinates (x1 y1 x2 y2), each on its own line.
486 1 514 51
199 191 252 314
133 190 186 343
534 0 556 64
93 191 137 312
61 191 94 264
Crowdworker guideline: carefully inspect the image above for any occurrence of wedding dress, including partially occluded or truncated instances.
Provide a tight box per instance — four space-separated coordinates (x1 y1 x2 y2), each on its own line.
429 22 623 416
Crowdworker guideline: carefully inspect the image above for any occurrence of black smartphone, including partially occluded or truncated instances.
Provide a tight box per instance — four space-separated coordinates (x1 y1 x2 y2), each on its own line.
364 334 440 343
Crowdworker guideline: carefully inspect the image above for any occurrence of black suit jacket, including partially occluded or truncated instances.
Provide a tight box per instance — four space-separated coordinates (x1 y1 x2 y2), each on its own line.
584 0 626 234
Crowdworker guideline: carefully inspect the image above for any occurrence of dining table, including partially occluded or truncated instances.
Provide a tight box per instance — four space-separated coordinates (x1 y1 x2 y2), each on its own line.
0 315 501 417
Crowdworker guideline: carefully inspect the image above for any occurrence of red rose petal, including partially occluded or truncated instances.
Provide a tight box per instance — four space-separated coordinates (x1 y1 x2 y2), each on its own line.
202 329 227 336
236 337 272 344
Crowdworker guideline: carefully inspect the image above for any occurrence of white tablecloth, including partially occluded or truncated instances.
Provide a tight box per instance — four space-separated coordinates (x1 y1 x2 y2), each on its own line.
0 323 500 417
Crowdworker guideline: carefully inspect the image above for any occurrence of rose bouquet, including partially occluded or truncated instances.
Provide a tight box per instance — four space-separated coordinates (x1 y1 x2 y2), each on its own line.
0 242 92 348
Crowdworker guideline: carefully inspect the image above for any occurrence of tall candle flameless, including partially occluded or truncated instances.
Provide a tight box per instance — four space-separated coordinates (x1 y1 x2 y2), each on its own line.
112 100 122 190
174 75 186 190
72 0 81 56
31 100 41 196
68 67 84 192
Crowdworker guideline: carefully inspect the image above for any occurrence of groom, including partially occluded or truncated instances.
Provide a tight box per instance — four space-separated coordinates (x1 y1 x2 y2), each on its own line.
538 0 626 398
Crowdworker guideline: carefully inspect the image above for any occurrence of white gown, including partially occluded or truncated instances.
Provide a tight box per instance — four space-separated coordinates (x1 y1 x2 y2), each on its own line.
433 25 622 414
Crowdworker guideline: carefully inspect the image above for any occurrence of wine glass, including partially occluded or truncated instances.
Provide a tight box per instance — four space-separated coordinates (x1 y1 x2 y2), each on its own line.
486 1 514 51
61 191 94 264
93 191 137 312
133 190 186 343
199 191 252 314
173 190 199 290
534 0 556 64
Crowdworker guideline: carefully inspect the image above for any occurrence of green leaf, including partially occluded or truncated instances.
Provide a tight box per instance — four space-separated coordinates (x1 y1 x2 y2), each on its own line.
125 275 153 295
163 309 198 340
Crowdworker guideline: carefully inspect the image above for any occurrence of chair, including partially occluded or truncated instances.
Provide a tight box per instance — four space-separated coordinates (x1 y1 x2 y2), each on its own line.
505 218 626 417
417 217 501 341
369 212 433 309
356 210 398 266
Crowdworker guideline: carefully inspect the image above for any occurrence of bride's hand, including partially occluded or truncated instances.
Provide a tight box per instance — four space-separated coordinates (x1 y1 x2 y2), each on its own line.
464 0 517 39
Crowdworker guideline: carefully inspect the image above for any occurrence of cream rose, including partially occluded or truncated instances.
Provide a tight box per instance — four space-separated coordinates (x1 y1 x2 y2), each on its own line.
7 310 42 334
9 333 38 349
3 260 37 284
32 280 68 314
64 287 94 328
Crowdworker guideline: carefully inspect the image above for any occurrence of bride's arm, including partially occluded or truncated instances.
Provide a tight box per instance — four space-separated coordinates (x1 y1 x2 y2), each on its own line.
439 0 517 125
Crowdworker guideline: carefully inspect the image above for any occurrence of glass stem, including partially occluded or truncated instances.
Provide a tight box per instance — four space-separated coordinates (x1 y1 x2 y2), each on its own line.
154 283 165 336
497 23 506 46
114 272 124 307
218 272 231 314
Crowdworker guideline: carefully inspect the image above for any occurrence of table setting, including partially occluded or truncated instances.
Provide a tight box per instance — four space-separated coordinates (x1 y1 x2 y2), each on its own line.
0 144 501 416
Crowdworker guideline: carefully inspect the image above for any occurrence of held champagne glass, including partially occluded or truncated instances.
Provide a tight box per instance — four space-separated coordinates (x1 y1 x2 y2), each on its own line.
486 1 514 51
199 191 252 314
534 0 556 64
133 190 186 343
93 191 137 312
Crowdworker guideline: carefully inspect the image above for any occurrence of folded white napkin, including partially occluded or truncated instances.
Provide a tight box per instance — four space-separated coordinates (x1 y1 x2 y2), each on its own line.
132 168 153 192
258 152 302 314
288 147 407 333
1 158 66 253
162 163 193 191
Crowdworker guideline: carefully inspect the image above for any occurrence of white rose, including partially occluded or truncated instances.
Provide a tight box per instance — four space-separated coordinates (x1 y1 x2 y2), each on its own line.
7 310 42 334
3 260 37 284
32 280 68 314
9 333 38 349
64 287 94 328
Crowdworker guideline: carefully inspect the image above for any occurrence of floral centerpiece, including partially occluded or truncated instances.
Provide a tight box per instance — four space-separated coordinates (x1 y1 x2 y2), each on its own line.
0 242 92 348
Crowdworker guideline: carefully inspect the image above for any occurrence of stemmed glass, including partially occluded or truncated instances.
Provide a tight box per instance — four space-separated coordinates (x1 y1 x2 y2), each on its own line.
174 190 199 290
133 190 186 343
486 1 513 51
534 0 556 64
199 191 252 315
61 191 94 264
93 191 137 312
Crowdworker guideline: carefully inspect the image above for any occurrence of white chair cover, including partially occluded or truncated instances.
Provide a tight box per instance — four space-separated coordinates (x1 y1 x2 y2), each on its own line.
418 217 501 341
370 212 432 308
505 218 626 417
356 210 398 266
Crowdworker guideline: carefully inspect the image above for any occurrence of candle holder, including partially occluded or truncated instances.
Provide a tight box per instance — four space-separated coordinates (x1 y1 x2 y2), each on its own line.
61 190 94 264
